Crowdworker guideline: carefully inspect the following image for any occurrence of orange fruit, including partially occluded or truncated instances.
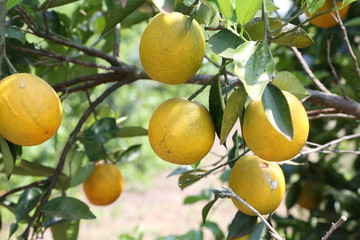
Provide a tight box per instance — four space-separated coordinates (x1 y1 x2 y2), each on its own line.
148 98 215 165
296 180 323 210
83 161 124 206
242 91 309 162
139 12 205 84
228 155 286 216
306 0 350 28
0 73 62 146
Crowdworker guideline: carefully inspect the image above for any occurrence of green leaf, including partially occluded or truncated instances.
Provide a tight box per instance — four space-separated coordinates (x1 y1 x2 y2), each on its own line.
285 183 300 210
262 84 293 140
209 76 224 138
15 188 43 222
272 71 310 100
265 0 279 11
5 28 26 45
249 222 266 240
208 29 244 59
227 211 257 239
306 0 326 15
12 160 70 191
228 131 242 169
39 0 81 9
220 86 247 144
245 18 314 48
178 173 201 190
202 221 224 240
51 220 80 240
201 197 219 223
235 0 262 26
9 223 18 239
102 0 146 35
0 136 15 179
153 0 176 13
233 41 274 101
184 190 211 205
216 0 233 19
6 0 22 10
344 16 360 27
43 196 96 220
69 162 95 188
115 126 148 138
117 144 142 163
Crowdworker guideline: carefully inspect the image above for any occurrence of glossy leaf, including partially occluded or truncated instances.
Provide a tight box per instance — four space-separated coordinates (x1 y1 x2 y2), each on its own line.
39 0 81 9
227 211 257 239
262 84 293 140
208 29 244 59
0 136 14 179
153 0 176 13
272 71 310 100
51 220 80 240
216 0 233 19
245 18 314 48
235 0 262 26
117 144 142 162
102 0 146 35
201 197 219 223
220 86 247 144
15 188 42 222
233 41 274 101
178 173 201 190
43 196 96 220
70 162 95 188
209 76 224 138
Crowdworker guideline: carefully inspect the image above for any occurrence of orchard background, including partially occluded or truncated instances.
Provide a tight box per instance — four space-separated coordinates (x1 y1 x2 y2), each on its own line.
0 0 360 239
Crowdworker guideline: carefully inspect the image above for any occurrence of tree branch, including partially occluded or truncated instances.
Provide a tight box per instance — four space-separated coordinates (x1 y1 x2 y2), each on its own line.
322 216 347 240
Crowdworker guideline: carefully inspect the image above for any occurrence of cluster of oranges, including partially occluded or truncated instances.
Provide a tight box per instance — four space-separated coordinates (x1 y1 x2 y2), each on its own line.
139 8 313 224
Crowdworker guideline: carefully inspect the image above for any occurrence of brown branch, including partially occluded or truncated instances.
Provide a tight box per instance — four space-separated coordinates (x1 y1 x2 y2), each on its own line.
0 180 48 201
322 216 347 240
307 108 338 116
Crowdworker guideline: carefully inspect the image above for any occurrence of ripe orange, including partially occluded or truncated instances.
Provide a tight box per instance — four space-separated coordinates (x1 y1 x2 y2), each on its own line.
148 98 215 165
228 155 286 216
242 91 309 162
83 161 124 206
296 180 323 210
139 12 205 84
0 73 62 146
306 0 350 28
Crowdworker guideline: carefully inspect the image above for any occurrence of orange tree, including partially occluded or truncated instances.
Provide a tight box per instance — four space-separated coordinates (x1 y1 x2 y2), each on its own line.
0 0 360 239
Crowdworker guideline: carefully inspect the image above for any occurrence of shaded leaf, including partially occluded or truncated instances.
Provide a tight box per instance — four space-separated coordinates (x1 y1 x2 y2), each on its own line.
228 131 242 169
272 71 310 100
249 222 266 240
6 0 22 10
70 162 95 188
178 173 202 190
0 136 14 179
220 86 247 144
227 211 257 239
209 76 224 138
153 0 176 13
202 197 219 223
262 84 293 140
208 29 244 59
9 223 18 239
15 188 43 222
116 127 148 138
235 0 262 26
39 0 81 9
202 221 225 240
43 196 96 220
285 183 300 210
51 220 80 240
102 0 146 35
245 18 314 48
233 41 274 101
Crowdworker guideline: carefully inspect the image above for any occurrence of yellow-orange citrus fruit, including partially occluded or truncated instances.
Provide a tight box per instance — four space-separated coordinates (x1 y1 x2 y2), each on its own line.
0 73 62 146
296 180 323 210
229 155 286 216
83 161 124 206
232 234 250 240
139 12 205 84
148 98 215 165
306 0 350 28
242 91 309 162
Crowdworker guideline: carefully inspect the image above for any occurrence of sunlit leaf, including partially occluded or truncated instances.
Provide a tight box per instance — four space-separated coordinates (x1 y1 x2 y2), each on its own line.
208 29 244 59
220 86 247 144
272 71 310 100
43 197 96 220
235 0 262 26
6 0 22 10
265 0 279 11
152 0 176 13
233 41 274 101
262 84 293 140
51 220 80 240
216 0 233 19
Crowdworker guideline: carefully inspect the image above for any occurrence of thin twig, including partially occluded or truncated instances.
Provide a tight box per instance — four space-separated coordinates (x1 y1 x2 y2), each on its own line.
218 188 284 240
291 47 331 94
333 0 360 79
0 180 48 201
322 216 347 240
308 113 356 120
